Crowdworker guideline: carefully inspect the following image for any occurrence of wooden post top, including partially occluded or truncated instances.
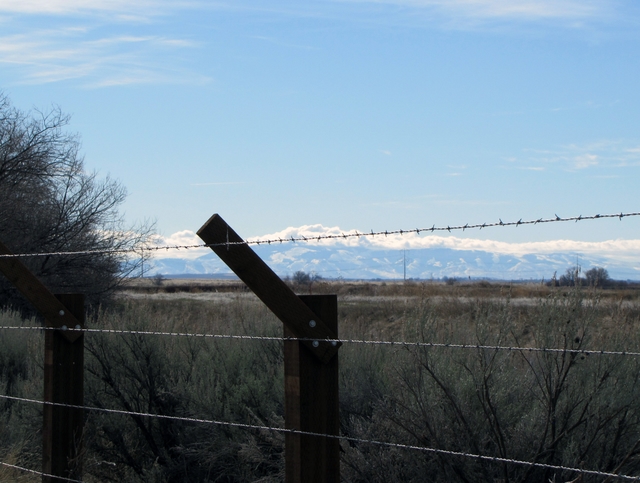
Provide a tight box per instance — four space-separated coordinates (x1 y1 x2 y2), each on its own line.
0 240 83 342
197 214 340 363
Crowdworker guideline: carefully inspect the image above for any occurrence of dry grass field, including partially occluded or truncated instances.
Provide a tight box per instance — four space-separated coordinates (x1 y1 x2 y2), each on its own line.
2 279 640 482
121 276 640 300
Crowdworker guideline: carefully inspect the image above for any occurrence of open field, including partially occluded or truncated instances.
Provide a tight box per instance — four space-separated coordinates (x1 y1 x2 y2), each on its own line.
2 280 640 482
121 276 640 298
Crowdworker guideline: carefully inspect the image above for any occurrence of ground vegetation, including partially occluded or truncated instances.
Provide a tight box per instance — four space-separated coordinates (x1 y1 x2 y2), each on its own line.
1 281 640 482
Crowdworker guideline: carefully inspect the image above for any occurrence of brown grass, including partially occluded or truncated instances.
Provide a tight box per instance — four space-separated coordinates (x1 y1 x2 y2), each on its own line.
120 277 640 301
3 281 640 482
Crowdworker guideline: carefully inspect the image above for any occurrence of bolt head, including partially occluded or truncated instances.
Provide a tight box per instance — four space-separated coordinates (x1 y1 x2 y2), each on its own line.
59 310 65 316
309 320 316 328
61 325 68 331
312 340 319 348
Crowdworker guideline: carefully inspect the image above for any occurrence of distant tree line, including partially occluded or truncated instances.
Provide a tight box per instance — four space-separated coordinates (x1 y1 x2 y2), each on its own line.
549 266 612 288
284 270 323 293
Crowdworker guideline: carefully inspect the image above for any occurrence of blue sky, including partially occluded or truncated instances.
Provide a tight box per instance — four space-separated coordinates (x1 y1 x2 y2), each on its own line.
1 0 640 252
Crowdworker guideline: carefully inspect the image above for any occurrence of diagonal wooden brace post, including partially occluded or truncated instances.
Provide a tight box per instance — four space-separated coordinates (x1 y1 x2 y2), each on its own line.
198 215 341 481
0 240 84 342
197 214 340 363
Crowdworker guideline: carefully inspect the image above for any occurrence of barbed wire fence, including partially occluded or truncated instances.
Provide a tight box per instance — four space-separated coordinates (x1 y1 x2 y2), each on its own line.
2 320 640 481
1 210 640 481
0 210 638 259
2 392 640 482
1 325 639 358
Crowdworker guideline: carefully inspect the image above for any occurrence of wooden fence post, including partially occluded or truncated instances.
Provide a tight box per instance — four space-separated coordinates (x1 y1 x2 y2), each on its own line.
285 294 340 483
42 294 85 483
197 214 340 362
197 215 341 481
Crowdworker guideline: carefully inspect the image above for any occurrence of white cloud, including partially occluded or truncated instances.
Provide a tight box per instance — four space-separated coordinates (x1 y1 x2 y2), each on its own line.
150 230 210 260
0 28 210 87
152 223 640 272
248 224 640 265
270 247 314 265
573 153 598 169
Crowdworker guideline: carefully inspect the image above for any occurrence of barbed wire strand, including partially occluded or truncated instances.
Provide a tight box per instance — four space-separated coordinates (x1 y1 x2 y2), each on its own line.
0 394 637 481
0 460 83 483
0 211 638 259
0 325 637 357
0 212 636 480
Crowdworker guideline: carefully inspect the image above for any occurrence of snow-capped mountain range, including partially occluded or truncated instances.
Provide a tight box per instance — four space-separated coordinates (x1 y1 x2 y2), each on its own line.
145 226 640 281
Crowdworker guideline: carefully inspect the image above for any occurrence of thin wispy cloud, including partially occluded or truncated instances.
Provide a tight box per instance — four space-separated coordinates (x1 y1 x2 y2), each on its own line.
362 196 506 210
251 35 317 51
0 0 183 16
190 182 247 186
0 0 209 87
512 141 640 172
0 28 209 87
0 0 626 88
0 0 613 26
573 153 598 169
343 0 606 21
432 198 507 207
445 164 465 176
491 100 620 119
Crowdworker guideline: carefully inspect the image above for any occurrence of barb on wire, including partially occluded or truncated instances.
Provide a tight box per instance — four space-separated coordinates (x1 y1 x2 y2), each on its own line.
0 211 638 260
1 325 638 357
0 394 637 481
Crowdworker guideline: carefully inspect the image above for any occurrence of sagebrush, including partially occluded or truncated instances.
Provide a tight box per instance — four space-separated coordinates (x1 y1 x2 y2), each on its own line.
1 284 640 482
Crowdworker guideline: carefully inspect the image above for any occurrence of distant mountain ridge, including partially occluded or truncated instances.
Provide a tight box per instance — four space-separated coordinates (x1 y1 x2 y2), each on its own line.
147 243 638 281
